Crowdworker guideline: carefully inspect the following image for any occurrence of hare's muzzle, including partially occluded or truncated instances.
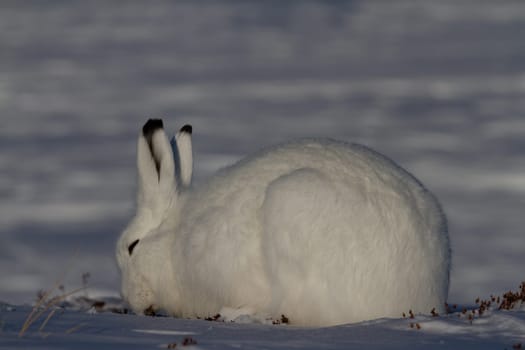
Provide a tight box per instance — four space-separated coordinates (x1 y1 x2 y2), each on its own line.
143 305 158 316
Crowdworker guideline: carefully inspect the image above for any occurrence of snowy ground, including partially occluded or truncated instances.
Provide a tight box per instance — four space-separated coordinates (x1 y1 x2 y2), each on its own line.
1 0 525 348
1 299 525 349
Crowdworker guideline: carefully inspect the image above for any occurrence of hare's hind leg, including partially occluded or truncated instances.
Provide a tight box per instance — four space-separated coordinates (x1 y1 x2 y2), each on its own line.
261 168 352 326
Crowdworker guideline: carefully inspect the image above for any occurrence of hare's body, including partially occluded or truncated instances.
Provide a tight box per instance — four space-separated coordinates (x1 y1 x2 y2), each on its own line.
117 120 450 327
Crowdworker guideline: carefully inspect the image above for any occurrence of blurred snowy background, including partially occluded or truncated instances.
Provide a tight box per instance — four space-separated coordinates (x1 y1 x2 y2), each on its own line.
0 0 524 306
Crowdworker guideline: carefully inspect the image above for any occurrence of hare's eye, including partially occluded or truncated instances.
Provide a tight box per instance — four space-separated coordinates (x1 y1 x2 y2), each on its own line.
128 239 140 256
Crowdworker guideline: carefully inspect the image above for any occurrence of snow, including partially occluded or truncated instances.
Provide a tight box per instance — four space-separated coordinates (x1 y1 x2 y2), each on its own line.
1 0 525 347
1 301 525 349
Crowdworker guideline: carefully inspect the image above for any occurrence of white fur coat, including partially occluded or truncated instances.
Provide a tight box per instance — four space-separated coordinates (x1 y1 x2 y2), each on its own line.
116 119 450 327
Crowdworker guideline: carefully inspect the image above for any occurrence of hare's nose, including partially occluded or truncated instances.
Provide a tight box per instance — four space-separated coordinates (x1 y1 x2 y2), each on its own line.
144 305 157 316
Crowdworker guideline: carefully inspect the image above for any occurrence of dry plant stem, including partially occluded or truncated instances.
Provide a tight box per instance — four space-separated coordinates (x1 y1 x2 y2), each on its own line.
65 323 86 335
38 308 57 334
18 287 85 337
19 252 79 338
19 280 63 337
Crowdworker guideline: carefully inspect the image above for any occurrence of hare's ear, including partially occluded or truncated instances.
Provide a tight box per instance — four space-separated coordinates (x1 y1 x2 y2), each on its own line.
171 124 193 187
137 119 176 212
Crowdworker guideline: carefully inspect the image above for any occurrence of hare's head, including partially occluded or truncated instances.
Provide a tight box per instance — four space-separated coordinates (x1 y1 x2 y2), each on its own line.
116 119 192 315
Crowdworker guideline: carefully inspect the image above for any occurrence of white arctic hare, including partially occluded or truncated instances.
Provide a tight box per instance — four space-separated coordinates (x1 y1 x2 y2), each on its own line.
116 119 450 327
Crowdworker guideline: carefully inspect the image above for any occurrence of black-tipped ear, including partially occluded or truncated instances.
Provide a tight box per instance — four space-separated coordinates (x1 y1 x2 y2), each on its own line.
143 119 164 136
142 119 164 177
173 124 193 187
180 124 192 134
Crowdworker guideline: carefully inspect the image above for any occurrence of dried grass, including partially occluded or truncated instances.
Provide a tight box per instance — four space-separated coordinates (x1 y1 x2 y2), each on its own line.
18 286 85 337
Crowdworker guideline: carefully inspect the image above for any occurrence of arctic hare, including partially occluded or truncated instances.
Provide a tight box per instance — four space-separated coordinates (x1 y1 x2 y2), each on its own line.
116 119 450 327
